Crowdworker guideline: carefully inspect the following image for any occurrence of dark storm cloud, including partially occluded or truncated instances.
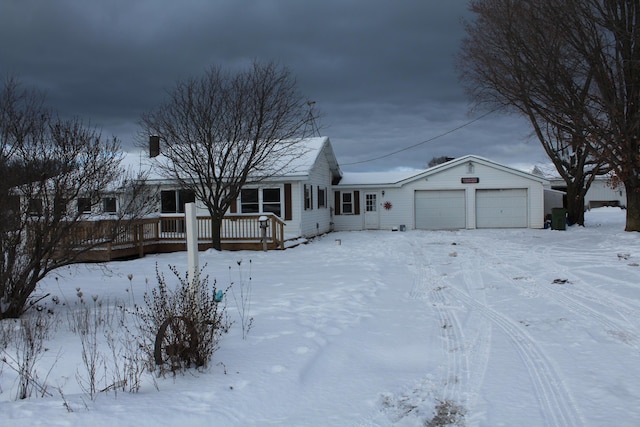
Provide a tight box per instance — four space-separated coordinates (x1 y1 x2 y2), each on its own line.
0 0 548 172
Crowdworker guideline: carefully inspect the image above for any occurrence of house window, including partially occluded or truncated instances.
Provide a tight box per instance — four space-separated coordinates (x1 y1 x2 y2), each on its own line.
6 196 20 228
54 197 67 217
318 186 326 208
7 196 20 215
28 198 42 216
161 189 195 213
240 189 259 213
304 184 313 210
342 192 353 214
262 188 281 217
103 197 117 214
240 187 282 217
78 198 92 214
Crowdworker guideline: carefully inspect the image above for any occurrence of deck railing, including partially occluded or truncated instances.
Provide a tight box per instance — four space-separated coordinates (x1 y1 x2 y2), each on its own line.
158 213 285 244
68 213 286 257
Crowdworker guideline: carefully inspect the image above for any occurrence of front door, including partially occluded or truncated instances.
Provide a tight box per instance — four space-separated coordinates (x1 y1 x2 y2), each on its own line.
364 193 379 229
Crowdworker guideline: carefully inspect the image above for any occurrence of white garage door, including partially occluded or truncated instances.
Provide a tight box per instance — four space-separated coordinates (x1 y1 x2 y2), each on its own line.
476 189 527 228
415 190 466 229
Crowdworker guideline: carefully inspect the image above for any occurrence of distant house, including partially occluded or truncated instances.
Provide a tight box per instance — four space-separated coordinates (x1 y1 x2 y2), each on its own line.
333 155 548 231
531 166 627 210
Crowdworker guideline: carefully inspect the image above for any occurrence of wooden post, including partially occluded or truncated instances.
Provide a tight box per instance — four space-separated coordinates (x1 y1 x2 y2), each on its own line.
185 203 199 289
259 215 268 251
138 223 144 258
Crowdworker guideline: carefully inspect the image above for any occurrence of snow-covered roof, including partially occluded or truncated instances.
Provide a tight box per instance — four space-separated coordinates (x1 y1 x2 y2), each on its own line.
530 162 618 184
339 170 425 186
337 155 548 187
531 163 559 178
120 136 341 184
267 136 342 180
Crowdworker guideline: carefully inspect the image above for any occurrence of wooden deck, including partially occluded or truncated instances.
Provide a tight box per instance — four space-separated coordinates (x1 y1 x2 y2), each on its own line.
70 214 287 262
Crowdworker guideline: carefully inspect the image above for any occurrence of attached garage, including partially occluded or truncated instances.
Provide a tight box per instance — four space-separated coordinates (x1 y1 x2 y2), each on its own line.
415 190 466 229
476 189 528 228
332 155 548 232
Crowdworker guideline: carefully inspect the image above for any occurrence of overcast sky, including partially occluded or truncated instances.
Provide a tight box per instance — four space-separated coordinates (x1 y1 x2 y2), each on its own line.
0 0 548 172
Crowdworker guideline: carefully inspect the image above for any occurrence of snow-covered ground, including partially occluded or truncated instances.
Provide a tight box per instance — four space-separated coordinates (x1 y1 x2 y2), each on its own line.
2 207 640 426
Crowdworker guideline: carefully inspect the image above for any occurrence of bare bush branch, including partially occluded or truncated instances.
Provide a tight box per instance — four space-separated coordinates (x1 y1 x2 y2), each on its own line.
0 77 155 319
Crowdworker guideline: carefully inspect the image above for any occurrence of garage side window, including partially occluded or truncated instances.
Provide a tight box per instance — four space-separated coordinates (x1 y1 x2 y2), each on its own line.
365 193 376 212
342 192 353 214
334 190 360 215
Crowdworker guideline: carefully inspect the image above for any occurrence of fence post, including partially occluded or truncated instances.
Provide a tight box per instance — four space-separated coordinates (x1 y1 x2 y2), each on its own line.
137 223 144 258
185 203 199 290
259 215 269 251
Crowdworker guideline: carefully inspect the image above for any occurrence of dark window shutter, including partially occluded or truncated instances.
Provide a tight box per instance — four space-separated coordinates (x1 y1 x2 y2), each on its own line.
230 199 237 213
284 183 292 220
354 191 360 215
334 191 341 215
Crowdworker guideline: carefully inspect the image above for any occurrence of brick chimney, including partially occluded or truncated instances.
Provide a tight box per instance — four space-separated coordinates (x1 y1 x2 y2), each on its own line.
149 135 160 158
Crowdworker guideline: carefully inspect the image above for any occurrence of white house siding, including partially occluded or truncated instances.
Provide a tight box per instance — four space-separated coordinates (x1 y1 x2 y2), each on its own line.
297 149 335 237
284 181 303 238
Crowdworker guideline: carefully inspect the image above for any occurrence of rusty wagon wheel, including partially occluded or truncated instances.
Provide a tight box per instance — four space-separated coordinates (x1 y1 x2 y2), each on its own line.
154 316 201 370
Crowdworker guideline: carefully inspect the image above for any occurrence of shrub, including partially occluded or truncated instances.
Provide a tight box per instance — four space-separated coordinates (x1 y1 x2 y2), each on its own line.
1 311 58 400
135 264 230 375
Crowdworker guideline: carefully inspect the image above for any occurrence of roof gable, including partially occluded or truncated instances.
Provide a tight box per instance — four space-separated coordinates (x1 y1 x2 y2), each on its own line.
337 155 548 188
275 136 342 181
414 155 549 184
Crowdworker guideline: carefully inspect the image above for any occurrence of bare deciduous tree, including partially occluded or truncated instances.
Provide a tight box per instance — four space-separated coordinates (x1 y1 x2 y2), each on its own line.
140 61 316 250
0 77 153 319
458 0 610 226
460 0 640 231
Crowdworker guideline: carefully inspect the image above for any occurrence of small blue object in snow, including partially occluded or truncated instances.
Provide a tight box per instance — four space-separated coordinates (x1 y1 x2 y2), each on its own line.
214 290 224 302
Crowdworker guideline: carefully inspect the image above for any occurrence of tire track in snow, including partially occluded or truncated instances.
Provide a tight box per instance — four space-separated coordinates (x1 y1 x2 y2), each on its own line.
529 244 640 347
469 238 640 345
562 270 640 317
456 244 494 419
410 255 467 404
407 239 470 413
449 287 584 427
437 236 584 426
540 282 639 347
